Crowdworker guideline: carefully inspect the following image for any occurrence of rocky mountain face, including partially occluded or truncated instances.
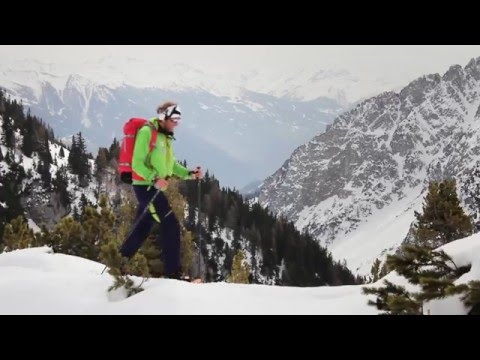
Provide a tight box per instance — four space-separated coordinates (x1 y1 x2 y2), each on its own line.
259 57 480 274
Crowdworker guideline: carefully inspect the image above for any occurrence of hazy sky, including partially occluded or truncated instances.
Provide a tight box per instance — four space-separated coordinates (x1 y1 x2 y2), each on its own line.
1 45 480 77
1 45 480 103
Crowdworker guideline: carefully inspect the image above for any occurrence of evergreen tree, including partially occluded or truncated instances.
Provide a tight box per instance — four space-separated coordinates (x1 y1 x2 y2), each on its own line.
2 216 35 252
48 217 83 256
68 132 90 183
128 252 150 278
4 148 12 164
369 259 381 283
72 206 81 222
363 245 471 314
364 180 480 314
59 146 65 158
8 99 26 128
414 180 473 247
0 146 3 161
35 225 52 248
79 193 90 217
80 194 116 260
100 241 145 297
0 90 5 113
38 160 52 188
363 279 422 315
1 114 15 147
228 250 250 284
94 147 108 182
226 203 239 233
76 132 91 183
21 112 35 157
80 206 105 259
388 245 469 302
363 180 478 314
139 235 164 277
111 189 122 209
38 133 52 164
68 134 78 173
460 281 480 315
52 166 71 208
379 262 388 280
368 258 388 283
108 137 120 162
0 157 26 241
66 132 91 186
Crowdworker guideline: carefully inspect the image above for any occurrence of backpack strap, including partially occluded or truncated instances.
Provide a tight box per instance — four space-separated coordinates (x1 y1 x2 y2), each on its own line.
143 122 158 172
145 122 158 153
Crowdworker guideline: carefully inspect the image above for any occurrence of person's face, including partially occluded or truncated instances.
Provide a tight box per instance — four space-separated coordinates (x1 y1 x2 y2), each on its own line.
164 117 179 132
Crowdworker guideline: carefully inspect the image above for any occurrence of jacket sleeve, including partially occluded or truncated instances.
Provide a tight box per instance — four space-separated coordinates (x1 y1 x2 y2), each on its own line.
132 126 156 182
173 160 192 180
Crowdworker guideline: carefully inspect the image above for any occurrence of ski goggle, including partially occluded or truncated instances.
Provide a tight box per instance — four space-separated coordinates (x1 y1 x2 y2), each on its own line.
158 105 182 121
165 105 181 120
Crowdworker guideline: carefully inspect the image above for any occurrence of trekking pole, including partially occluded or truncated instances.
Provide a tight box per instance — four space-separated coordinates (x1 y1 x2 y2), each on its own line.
100 188 162 275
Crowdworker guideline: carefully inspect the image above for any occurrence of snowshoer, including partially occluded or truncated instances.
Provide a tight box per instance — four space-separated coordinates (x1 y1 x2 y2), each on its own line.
119 101 203 280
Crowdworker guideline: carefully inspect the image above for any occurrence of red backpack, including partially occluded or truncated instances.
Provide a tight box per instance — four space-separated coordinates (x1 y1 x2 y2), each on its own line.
118 118 157 184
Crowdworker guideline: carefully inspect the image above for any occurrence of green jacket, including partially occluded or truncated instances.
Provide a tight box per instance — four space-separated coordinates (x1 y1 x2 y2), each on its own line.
132 117 191 186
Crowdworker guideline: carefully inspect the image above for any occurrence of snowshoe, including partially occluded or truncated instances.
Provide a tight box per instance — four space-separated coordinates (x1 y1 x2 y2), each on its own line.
164 271 202 283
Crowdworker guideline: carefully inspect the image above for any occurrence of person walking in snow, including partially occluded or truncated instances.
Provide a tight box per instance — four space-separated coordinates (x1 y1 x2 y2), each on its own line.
120 101 203 280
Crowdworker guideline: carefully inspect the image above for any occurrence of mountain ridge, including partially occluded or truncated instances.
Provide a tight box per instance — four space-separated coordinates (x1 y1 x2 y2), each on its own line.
259 56 480 274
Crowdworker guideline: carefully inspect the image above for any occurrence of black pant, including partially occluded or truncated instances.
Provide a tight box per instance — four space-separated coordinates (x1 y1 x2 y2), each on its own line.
120 185 181 275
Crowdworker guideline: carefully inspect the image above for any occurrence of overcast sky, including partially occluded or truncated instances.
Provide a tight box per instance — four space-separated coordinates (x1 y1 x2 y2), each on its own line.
1 45 480 99
1 45 480 73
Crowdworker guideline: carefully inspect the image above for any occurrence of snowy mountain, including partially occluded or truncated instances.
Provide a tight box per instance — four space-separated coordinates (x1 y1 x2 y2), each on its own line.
1 231 479 314
0 57 388 104
259 56 480 275
239 179 263 196
0 60 348 189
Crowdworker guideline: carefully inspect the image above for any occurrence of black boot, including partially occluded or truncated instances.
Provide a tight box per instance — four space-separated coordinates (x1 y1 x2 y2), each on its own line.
165 270 191 282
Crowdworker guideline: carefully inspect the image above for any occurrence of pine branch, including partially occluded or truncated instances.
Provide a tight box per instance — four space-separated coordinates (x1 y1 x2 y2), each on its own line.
461 281 480 307
363 280 422 314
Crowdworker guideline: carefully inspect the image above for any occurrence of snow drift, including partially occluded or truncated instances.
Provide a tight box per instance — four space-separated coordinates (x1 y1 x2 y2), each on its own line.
1 232 479 314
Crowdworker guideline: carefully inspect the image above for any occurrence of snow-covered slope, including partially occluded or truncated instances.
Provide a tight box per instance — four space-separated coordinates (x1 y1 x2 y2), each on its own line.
0 247 373 315
260 56 480 275
1 232 479 314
